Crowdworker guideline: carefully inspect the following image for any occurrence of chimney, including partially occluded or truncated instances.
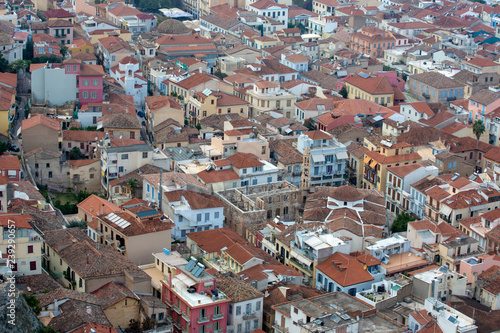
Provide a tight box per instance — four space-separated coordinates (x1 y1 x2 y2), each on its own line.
199 67 202 73
101 203 105 216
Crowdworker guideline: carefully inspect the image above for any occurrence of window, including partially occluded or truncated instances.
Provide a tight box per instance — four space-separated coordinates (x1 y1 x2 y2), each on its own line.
142 152 148 158
254 319 259 329
83 79 89 86
205 213 209 221
73 65 77 72
215 212 219 219
66 65 71 71
122 154 129 160
236 305 241 315
197 214 202 222
7 170 16 178
30 261 36 271
27 245 33 253
81 91 89 99
199 325 206 333
237 324 242 333
179 215 183 222
48 171 53 178
118 166 124 173
246 303 251 314
93 79 99 86
256 301 261 311
91 91 97 99
46 163 50 168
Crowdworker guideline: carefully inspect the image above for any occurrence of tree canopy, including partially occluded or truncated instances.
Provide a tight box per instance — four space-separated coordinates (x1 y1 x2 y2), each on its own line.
391 211 415 233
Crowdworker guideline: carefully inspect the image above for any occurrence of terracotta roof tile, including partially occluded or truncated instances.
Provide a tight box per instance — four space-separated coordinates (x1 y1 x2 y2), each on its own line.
163 189 224 209
77 194 120 219
187 227 246 254
316 252 375 287
21 115 61 131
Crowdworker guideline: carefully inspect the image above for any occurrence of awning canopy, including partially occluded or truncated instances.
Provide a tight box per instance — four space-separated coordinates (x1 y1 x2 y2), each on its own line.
369 160 378 169
311 154 324 163
363 156 371 164
440 205 452 217
336 151 348 160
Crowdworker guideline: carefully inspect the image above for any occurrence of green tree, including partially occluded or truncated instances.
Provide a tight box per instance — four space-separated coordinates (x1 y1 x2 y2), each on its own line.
473 119 486 141
0 54 9 72
0 142 9 155
31 55 62 64
60 42 68 59
391 211 415 233
22 294 41 315
9 60 31 73
339 86 348 98
127 178 140 198
67 220 88 229
69 147 85 160
303 118 316 130
24 40 34 60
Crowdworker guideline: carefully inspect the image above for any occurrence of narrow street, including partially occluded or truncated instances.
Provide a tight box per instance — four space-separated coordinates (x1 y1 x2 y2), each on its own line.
11 70 30 147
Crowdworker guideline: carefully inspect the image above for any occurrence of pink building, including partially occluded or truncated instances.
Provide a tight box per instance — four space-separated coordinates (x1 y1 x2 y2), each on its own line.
377 71 405 92
162 259 229 333
460 254 500 283
468 88 500 123
30 59 104 107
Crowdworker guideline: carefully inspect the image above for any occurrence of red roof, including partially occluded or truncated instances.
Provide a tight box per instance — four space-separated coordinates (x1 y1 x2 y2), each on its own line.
0 153 22 170
77 194 119 218
43 9 73 18
21 115 61 131
466 57 499 68
0 213 33 229
316 252 375 287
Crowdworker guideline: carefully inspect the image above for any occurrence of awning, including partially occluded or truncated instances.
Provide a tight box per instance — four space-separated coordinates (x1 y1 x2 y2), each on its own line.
363 156 371 164
336 151 348 160
311 154 324 163
440 205 452 217
284 128 293 134
369 160 378 169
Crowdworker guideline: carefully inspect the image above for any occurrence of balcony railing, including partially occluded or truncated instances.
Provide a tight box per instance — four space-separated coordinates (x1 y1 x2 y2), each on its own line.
182 312 190 322
273 323 289 333
243 312 257 320
422 92 430 99
172 304 182 314
447 96 457 101
172 321 181 330
213 313 224 320
197 316 210 324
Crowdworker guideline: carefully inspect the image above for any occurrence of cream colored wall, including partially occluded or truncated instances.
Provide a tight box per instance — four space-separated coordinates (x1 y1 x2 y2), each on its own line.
127 230 172 266
103 298 141 329
70 160 101 193
346 83 394 106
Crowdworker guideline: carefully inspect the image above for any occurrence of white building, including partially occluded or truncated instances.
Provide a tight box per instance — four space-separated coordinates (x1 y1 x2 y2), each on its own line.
110 56 147 107
424 298 477 333
141 172 222 241
216 273 264 333
296 130 348 187
280 53 309 72
413 266 467 302
247 0 288 26
365 234 411 261
308 15 338 36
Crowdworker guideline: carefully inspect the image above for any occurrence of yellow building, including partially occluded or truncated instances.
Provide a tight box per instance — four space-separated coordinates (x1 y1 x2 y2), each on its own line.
0 214 42 275
67 38 93 55
345 75 395 107
187 90 249 124
362 137 422 192
249 36 279 49
168 72 233 104
88 28 132 44
0 73 16 136
246 81 297 118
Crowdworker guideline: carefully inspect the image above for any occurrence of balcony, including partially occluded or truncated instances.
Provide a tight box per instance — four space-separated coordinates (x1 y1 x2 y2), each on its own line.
172 304 182 314
72 177 85 184
197 316 210 324
29 235 42 242
213 312 224 320
273 323 289 333
447 96 457 101
172 321 181 330
243 312 257 320
118 245 126 252
164 298 173 307
289 257 312 274
422 92 430 99
182 312 190 322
